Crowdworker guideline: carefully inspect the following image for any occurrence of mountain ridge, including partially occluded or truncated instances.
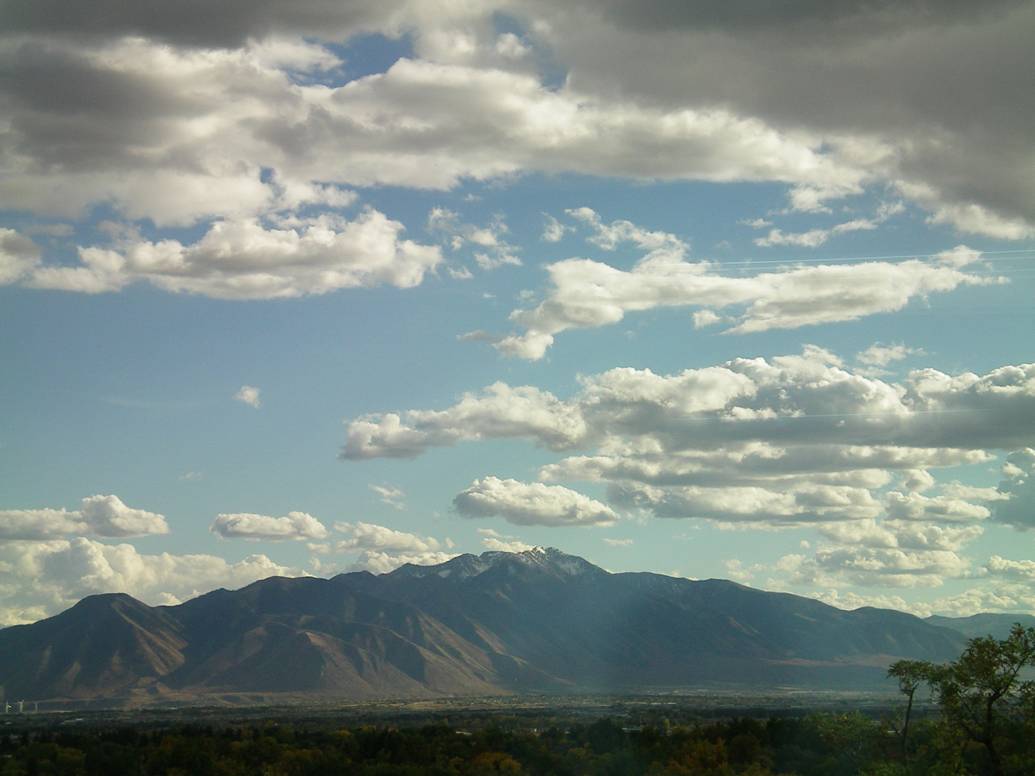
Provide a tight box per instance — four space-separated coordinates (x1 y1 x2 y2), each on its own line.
0 548 1017 706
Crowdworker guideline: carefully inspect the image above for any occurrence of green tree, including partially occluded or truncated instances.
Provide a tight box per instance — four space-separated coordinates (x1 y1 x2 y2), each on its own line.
924 624 1035 776
886 659 931 759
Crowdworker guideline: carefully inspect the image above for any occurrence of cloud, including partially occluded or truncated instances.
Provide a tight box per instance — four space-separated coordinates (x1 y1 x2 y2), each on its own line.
817 519 983 553
454 476 617 526
342 382 586 459
753 218 878 248
985 555 1035 582
0 537 295 625
322 521 458 573
602 537 633 547
0 37 864 227
343 349 1033 542
691 309 724 329
233 385 261 408
345 350 1035 463
211 511 328 541
519 1 1035 237
478 527 534 552
369 484 406 510
1 2 1030 241
855 342 924 376
994 448 1035 529
542 213 572 242
0 494 169 540
427 208 520 272
480 213 995 358
611 481 880 525
29 211 442 299
780 545 972 589
0 228 40 284
334 521 445 554
347 550 458 574
78 494 171 537
884 490 991 523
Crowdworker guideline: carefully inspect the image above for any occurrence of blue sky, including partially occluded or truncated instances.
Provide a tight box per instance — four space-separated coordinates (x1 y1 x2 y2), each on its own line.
1 1 1034 625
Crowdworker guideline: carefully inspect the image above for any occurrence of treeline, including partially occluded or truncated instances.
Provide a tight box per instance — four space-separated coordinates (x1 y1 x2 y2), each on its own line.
0 711 1030 776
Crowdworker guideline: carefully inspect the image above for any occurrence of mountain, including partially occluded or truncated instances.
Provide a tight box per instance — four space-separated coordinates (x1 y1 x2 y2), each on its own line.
0 548 971 705
926 613 1035 640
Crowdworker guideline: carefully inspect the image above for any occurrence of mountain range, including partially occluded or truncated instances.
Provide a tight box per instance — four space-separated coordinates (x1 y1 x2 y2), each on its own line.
0 548 1027 706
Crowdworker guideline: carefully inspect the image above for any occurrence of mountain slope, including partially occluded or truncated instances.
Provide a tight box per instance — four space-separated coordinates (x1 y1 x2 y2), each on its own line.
926 613 1035 640
0 548 972 704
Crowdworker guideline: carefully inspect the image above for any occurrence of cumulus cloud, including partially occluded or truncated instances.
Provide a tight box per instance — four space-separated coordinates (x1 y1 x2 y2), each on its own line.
211 511 328 541
345 350 1035 464
323 521 457 574
454 476 617 526
334 521 446 554
541 213 572 243
0 36 864 226
478 527 534 552
342 382 586 459
611 481 880 525
855 342 924 376
0 228 40 284
779 545 972 589
0 1 1030 244
0 494 169 540
0 537 295 626
347 549 458 574
520 1 1035 237
343 349 1029 557
29 211 442 299
427 207 520 273
885 490 991 523
478 212 996 358
233 385 262 408
994 448 1035 529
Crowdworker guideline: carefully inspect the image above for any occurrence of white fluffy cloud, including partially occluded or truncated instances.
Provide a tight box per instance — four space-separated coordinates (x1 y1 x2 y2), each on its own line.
345 350 1035 463
334 521 445 554
233 385 262 408
327 521 457 573
779 545 972 589
478 527 534 552
481 214 994 359
343 382 586 459
426 208 520 274
0 228 40 284
27 211 442 299
611 481 880 525
347 549 458 574
344 349 1027 579
0 36 862 227
0 494 169 540
211 511 328 541
885 491 991 523
0 537 295 626
454 476 617 527
994 448 1035 529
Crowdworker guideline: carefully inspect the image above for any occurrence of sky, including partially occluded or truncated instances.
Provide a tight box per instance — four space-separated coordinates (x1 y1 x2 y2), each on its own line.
1 0 1034 626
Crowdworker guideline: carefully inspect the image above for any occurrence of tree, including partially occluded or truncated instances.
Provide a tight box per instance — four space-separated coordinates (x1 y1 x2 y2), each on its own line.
924 624 1035 776
886 659 931 759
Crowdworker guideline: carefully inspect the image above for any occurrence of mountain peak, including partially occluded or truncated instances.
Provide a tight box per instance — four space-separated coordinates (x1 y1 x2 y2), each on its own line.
387 547 606 581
